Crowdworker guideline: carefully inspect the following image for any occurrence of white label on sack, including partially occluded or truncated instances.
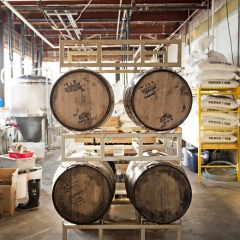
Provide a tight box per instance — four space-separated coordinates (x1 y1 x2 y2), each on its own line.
202 96 238 109
201 117 238 128
202 135 237 143
199 80 239 89
197 58 240 72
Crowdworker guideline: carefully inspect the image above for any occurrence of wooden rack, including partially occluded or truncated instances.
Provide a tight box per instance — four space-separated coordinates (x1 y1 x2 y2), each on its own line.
60 128 182 163
59 39 182 73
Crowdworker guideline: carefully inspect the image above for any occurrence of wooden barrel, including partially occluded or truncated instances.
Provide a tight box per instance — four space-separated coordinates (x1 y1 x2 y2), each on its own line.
50 68 114 132
52 162 115 224
125 160 192 224
123 69 192 131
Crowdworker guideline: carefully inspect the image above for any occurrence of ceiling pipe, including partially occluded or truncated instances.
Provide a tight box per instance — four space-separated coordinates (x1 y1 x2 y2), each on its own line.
120 10 127 63
116 0 122 39
1 0 58 49
14 6 208 11
21 22 25 75
120 10 127 39
14 18 125 23
36 28 116 31
40 6 208 12
8 9 13 78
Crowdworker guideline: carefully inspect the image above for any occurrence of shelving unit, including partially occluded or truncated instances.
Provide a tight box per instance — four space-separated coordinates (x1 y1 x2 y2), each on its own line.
55 38 185 239
196 86 240 182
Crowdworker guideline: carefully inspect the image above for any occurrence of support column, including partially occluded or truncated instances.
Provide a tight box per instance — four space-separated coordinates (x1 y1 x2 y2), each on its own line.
38 38 43 76
8 9 13 78
21 22 25 75
31 31 36 74
0 21 4 106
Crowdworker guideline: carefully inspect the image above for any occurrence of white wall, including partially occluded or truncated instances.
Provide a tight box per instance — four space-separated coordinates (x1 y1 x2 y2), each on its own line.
213 10 238 64
184 10 238 66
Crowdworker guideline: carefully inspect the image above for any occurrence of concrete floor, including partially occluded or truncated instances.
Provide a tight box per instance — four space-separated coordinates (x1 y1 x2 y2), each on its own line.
1 147 240 240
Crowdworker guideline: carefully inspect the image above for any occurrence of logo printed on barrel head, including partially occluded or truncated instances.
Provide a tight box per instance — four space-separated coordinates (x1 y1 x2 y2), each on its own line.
157 113 173 128
63 180 80 193
68 192 86 207
64 80 85 93
78 111 96 125
139 81 157 99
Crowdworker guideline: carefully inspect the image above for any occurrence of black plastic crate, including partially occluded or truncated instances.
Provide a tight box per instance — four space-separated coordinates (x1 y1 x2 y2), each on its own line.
209 150 228 162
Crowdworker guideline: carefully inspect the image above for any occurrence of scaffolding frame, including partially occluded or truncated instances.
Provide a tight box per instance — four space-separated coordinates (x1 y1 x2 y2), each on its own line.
61 129 182 163
59 39 182 73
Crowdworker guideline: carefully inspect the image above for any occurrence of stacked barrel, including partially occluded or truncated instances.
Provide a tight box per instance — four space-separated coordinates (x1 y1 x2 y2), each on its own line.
50 68 193 224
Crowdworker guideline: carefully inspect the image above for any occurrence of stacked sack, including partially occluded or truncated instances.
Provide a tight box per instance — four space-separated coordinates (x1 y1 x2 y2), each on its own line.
201 96 238 143
183 34 239 144
184 35 240 89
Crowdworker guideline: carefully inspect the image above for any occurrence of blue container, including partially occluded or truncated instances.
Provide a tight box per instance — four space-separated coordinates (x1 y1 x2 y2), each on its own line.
0 98 4 107
187 148 197 172
188 149 209 173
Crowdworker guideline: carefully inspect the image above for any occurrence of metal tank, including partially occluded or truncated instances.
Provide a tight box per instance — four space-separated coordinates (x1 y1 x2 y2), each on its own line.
9 75 51 142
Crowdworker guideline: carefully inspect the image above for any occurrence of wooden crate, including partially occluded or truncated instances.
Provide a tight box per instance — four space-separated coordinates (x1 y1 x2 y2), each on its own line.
103 116 120 127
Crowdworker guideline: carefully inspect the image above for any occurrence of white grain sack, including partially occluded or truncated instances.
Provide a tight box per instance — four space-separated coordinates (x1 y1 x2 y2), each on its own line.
201 129 237 136
192 34 215 52
201 108 237 120
197 58 240 72
195 71 240 81
207 50 228 62
202 96 238 109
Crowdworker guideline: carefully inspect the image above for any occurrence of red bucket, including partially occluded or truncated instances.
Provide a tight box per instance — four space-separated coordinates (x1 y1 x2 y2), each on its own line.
8 151 34 159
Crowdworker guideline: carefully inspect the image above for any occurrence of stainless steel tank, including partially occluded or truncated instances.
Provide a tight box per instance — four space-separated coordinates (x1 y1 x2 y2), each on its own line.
9 75 51 142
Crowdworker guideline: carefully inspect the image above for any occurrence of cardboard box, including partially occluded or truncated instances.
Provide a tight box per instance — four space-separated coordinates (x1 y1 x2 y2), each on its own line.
104 149 137 155
135 137 157 144
115 182 126 192
103 116 120 127
115 162 129 183
104 137 132 144
74 137 131 144
115 163 129 175
75 136 156 144
0 168 18 216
